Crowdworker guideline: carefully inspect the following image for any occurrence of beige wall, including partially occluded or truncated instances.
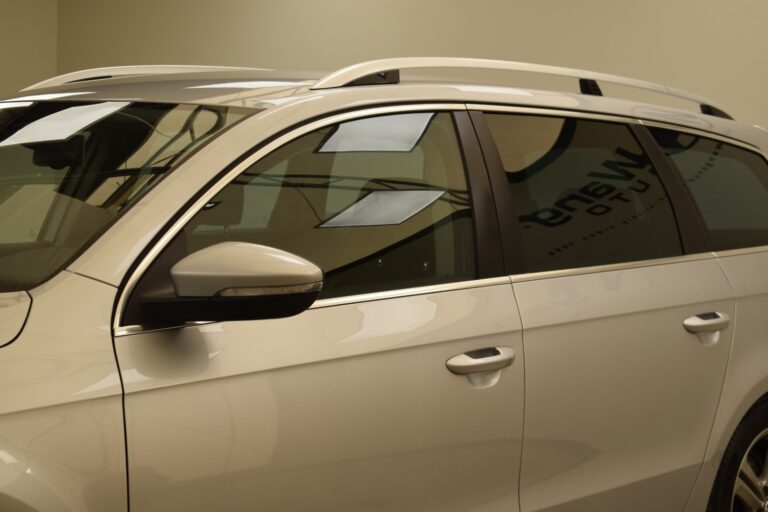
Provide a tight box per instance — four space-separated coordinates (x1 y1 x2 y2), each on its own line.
0 0 58 96
5 0 768 127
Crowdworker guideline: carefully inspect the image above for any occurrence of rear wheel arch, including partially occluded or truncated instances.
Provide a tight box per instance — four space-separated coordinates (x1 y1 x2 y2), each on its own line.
707 391 768 510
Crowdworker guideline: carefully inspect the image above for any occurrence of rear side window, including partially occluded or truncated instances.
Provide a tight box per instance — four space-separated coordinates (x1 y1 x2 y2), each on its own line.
650 128 768 251
485 113 683 272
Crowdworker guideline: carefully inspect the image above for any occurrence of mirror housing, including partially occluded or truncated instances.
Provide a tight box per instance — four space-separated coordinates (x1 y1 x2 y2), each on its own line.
140 242 323 324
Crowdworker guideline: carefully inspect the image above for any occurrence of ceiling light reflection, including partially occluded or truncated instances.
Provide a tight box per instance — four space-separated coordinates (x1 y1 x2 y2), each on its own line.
0 450 18 464
0 101 129 147
318 113 435 153
0 102 32 111
4 91 93 102
188 81 299 89
320 190 444 227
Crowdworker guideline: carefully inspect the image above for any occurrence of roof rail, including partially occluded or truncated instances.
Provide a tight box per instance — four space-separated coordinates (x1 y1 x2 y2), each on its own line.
22 65 271 91
311 57 732 120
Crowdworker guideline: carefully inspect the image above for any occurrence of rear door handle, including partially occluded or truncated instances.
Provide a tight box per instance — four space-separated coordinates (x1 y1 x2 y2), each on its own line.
446 347 515 375
683 312 730 346
683 312 731 333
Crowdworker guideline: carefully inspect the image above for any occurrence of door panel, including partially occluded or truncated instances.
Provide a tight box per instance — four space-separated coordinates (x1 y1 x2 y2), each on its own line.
514 258 733 511
117 282 524 511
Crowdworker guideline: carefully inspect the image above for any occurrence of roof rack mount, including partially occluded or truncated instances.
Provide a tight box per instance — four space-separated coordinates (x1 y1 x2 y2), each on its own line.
22 65 271 91
311 57 732 120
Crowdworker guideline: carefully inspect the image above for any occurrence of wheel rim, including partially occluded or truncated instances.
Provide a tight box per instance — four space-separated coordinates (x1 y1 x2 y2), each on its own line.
733 427 768 511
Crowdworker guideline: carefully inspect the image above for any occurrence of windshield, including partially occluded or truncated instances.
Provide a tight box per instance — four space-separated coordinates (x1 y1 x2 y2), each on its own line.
0 100 251 291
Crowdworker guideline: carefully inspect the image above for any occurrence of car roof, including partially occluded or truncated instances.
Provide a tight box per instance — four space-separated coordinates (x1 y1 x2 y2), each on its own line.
5 60 768 152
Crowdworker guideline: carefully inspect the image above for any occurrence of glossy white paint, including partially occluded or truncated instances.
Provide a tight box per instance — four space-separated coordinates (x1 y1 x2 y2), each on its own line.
684 248 768 511
116 282 524 511
0 271 124 511
171 242 323 297
514 258 734 511
1 60 768 511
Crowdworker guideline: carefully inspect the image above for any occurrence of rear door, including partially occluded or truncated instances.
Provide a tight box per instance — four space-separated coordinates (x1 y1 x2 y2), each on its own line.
115 107 526 511
649 128 768 512
472 108 734 511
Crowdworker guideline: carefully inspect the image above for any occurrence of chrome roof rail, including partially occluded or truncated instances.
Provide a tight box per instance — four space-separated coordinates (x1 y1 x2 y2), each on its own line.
311 57 732 120
22 65 271 91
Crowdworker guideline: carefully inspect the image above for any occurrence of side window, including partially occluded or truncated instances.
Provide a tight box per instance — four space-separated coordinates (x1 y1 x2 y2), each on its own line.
650 128 768 251
159 111 475 301
485 113 683 272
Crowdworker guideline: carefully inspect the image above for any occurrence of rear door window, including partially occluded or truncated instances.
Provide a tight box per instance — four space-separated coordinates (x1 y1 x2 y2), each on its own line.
650 128 768 251
484 113 683 272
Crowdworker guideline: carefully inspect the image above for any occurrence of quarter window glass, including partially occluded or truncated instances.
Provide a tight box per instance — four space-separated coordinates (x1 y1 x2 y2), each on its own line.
485 114 683 272
650 128 768 251
182 112 475 299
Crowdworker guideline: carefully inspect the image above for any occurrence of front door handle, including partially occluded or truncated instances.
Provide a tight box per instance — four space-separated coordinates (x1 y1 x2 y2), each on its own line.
446 347 515 375
683 312 731 333
683 312 730 346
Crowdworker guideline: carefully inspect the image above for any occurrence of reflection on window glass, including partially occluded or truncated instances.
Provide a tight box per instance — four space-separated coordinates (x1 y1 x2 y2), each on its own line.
320 190 445 227
178 112 476 299
318 113 435 153
0 101 251 291
0 102 129 147
486 113 682 272
651 128 768 250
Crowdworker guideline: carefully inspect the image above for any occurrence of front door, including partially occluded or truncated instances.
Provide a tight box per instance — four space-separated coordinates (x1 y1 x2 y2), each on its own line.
115 108 525 511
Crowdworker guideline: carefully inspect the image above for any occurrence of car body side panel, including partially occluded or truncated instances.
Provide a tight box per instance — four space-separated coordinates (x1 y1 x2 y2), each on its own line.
685 249 768 511
0 271 125 511
514 258 733 511
117 282 524 512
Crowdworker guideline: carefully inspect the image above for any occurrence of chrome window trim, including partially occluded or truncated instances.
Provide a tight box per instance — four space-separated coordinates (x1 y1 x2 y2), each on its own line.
115 321 212 338
114 100 754 336
114 252 720 337
114 103 469 334
468 104 643 126
467 102 765 156
713 246 768 258
114 276 512 337
309 276 512 309
638 119 764 155
509 252 717 283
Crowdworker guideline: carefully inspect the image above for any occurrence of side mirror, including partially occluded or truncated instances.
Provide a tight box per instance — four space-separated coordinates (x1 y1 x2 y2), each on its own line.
141 242 323 324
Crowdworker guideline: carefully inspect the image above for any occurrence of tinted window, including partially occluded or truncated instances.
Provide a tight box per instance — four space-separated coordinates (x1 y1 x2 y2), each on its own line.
650 128 768 251
485 114 683 272
137 112 475 305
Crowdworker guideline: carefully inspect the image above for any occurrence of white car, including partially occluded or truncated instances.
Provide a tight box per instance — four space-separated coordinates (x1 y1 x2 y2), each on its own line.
0 57 766 512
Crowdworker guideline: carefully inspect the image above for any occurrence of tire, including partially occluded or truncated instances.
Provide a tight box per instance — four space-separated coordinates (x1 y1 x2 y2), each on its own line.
708 399 768 512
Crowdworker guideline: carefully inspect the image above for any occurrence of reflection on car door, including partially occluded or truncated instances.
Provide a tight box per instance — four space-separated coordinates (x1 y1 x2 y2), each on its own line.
514 260 732 510
118 283 524 511
474 110 734 511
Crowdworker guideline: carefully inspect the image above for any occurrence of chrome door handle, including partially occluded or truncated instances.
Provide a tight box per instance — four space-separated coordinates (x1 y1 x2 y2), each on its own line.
683 312 731 333
446 347 515 375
